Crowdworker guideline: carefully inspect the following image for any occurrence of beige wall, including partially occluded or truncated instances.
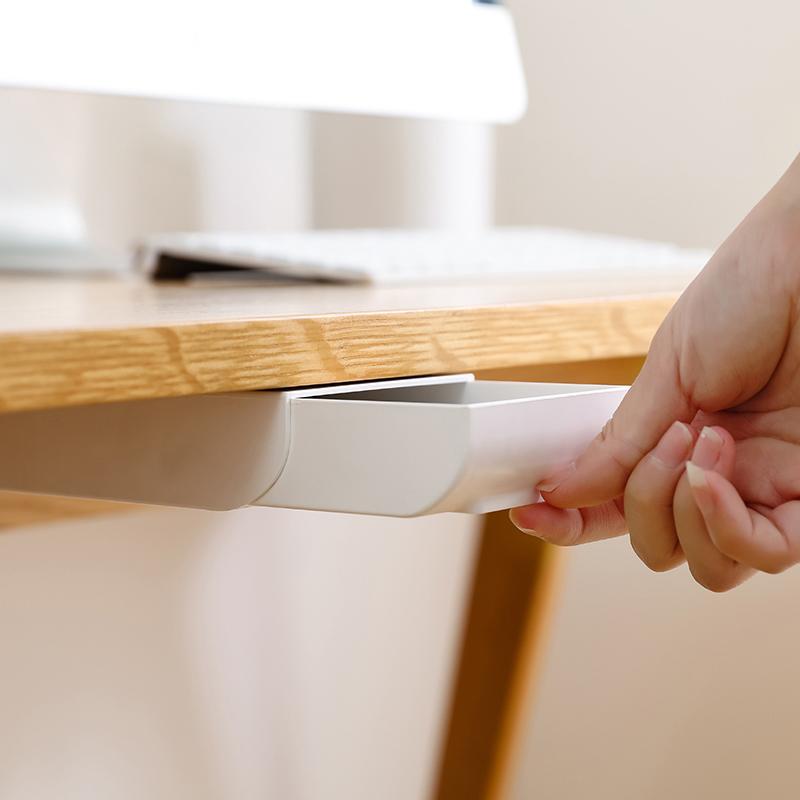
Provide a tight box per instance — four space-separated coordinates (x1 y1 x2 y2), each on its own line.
0 508 478 800
510 539 800 800
503 2 800 797
497 0 800 248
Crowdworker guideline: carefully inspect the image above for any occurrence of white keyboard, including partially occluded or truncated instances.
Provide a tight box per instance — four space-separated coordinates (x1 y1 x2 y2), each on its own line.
137 227 710 284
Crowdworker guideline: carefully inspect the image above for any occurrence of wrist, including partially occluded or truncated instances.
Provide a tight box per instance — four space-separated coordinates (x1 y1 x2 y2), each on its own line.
775 152 800 205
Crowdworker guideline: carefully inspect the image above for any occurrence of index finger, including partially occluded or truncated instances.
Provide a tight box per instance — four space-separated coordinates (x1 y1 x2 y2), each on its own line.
539 341 694 509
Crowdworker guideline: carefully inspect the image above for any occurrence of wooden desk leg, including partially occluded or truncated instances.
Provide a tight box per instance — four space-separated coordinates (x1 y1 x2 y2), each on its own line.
433 514 564 800
432 357 645 800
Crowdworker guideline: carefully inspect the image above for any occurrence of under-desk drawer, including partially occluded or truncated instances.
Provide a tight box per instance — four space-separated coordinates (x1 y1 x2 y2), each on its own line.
256 376 626 515
0 375 626 516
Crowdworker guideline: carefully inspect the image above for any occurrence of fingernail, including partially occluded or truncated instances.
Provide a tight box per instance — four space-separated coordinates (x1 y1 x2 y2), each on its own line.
536 462 576 493
685 461 715 515
509 510 541 537
651 421 694 469
685 461 707 489
692 426 723 469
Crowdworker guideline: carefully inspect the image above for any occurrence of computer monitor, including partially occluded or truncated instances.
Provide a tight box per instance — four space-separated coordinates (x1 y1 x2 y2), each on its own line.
0 0 526 123
0 0 526 271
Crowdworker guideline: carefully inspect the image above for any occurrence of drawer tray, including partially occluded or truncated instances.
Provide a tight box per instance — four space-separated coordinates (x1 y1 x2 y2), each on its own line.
0 374 626 516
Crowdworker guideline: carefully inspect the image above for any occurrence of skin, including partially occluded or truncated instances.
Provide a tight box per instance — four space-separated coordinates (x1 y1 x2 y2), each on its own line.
510 153 800 592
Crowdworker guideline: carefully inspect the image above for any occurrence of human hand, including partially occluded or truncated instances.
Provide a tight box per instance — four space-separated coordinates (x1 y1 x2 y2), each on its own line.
510 154 800 591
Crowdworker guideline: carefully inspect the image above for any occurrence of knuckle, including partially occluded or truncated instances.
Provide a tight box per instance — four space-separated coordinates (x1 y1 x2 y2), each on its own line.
642 552 679 573
538 531 578 547
600 415 648 472
624 450 680 510
755 555 791 576
629 535 669 572
590 502 627 538
630 536 682 572
705 529 743 565
713 537 783 574
689 564 739 593
710 531 795 576
537 511 584 547
577 408 656 504
623 474 649 510
640 555 674 573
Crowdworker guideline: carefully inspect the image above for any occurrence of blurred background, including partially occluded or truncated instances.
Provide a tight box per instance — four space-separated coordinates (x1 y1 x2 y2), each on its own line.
1 1 800 798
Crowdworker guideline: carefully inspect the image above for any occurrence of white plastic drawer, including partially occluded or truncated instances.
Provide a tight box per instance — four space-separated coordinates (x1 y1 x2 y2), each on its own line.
0 374 626 516
255 375 626 515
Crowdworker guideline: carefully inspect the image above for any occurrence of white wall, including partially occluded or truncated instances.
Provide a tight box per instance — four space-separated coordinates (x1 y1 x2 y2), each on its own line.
0 89 311 251
311 114 493 230
0 507 477 800
497 0 800 248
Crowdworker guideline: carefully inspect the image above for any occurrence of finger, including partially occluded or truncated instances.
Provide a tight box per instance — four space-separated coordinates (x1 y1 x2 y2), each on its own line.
673 429 753 592
509 498 626 546
689 467 800 574
539 236 796 513
538 317 695 509
729 436 800 507
624 421 696 572
694 408 800 506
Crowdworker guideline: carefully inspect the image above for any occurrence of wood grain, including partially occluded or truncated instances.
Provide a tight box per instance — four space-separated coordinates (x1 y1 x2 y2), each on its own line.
0 274 684 413
0 491 139 532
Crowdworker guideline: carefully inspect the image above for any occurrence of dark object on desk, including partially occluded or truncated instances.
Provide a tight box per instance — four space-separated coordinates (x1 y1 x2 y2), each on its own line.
151 254 319 285
138 228 710 286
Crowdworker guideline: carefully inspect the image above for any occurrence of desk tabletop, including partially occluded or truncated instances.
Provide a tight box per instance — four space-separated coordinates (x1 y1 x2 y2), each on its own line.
0 268 694 413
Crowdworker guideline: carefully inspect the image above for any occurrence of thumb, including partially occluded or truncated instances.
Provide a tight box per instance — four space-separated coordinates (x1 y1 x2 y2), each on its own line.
540 329 694 509
539 193 800 510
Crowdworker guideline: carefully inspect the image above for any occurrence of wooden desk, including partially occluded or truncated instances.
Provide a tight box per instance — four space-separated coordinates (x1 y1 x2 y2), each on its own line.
0 270 688 799
0 270 686 413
